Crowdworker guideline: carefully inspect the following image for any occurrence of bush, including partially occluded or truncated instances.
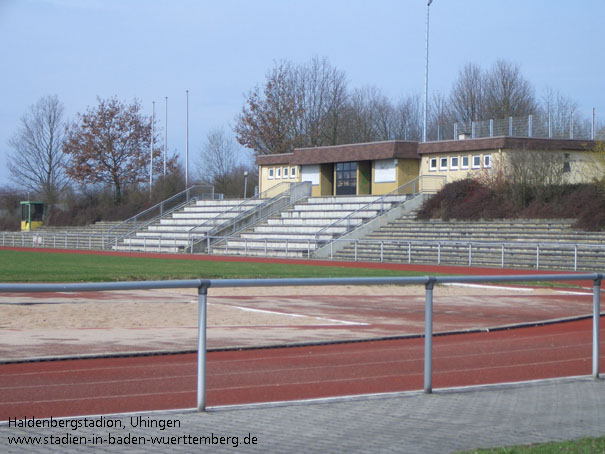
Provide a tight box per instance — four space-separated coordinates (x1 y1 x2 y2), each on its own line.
417 179 512 221
418 179 605 231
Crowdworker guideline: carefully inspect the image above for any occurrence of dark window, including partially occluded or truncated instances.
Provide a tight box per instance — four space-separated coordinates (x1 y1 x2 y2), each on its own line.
335 162 357 195
563 154 571 173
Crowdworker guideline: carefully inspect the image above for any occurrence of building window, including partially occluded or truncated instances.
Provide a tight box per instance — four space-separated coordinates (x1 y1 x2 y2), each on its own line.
283 167 289 178
335 161 357 195
563 154 571 173
429 158 437 171
268 168 274 179
290 166 297 178
483 154 491 168
276 167 281 179
440 157 448 171
450 156 459 170
461 156 469 169
472 155 481 169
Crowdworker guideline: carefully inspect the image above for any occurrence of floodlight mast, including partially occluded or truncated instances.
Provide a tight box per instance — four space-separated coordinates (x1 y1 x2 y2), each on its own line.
185 90 189 189
422 0 433 143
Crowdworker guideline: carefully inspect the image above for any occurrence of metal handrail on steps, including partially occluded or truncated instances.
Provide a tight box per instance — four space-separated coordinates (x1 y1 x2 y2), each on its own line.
187 181 293 239
107 185 219 248
313 175 447 245
190 181 313 253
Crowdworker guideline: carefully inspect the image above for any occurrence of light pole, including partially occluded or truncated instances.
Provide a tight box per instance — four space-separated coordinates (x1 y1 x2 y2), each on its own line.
185 90 189 189
243 171 249 199
422 0 433 143
164 96 168 176
150 100 155 200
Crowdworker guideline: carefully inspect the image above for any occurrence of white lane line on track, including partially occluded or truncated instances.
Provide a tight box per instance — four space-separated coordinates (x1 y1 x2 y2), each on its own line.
208 302 369 326
443 283 534 292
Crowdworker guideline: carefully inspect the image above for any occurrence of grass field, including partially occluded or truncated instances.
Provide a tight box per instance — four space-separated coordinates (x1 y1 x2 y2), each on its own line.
0 249 429 283
460 435 605 453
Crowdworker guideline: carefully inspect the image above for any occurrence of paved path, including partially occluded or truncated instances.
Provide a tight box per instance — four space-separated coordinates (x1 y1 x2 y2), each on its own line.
1 377 604 453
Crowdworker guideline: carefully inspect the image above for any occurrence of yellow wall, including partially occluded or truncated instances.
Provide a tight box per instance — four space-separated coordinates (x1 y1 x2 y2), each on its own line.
259 165 301 195
418 148 595 185
372 159 420 195
419 150 501 182
260 147 596 198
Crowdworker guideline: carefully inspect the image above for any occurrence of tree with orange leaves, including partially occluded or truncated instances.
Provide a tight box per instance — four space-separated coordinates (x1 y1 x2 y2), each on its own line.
63 97 175 203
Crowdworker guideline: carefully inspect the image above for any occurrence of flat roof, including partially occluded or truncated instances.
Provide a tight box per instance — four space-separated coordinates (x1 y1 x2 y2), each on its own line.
256 137 596 165
418 136 595 154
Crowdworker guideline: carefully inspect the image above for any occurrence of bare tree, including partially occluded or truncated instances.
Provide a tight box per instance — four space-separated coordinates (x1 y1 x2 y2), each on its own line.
234 57 348 155
501 148 567 207
484 60 537 119
448 63 486 124
392 94 422 141
196 127 237 191
428 92 453 140
7 95 69 204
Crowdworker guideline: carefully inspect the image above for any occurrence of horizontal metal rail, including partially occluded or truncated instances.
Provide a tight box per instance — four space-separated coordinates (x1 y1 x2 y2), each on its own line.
0 273 602 409
197 235 605 271
3 231 605 272
313 175 446 244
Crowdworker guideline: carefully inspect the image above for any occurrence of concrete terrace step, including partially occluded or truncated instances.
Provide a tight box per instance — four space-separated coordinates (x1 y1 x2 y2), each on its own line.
332 215 605 271
279 210 380 219
114 197 269 253
213 195 410 258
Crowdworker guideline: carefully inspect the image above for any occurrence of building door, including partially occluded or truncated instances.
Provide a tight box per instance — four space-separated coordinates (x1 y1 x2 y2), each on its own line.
335 162 357 195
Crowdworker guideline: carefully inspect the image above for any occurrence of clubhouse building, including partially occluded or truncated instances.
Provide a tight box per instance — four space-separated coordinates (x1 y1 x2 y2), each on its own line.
256 137 597 197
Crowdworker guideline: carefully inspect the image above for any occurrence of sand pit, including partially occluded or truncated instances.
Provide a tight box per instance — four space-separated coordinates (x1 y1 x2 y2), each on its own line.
0 284 596 361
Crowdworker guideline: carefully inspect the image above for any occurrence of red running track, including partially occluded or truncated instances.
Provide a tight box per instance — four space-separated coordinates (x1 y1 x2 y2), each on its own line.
1 318 602 420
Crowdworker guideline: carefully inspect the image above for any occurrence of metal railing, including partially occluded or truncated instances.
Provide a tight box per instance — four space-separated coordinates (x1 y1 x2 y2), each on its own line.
196 235 605 272
3 230 605 272
189 181 312 253
324 238 605 271
0 272 601 410
107 185 218 246
431 111 600 142
188 182 295 238
313 175 446 246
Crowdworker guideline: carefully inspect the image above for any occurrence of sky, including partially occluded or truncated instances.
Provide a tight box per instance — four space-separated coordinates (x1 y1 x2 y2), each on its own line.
1 0 604 188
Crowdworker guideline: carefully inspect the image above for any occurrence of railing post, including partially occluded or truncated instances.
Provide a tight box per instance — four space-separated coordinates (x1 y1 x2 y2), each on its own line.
437 243 441 265
380 241 384 262
574 245 578 271
501 244 505 268
536 245 540 270
468 243 472 267
593 276 601 379
354 241 358 262
408 242 411 264
424 277 436 393
197 284 208 411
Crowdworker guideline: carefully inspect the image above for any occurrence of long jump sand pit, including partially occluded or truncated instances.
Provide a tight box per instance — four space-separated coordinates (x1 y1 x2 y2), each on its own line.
0 283 596 361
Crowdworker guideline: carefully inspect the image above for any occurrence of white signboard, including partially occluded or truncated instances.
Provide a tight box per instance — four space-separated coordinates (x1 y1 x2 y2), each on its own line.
374 159 397 183
301 165 320 185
